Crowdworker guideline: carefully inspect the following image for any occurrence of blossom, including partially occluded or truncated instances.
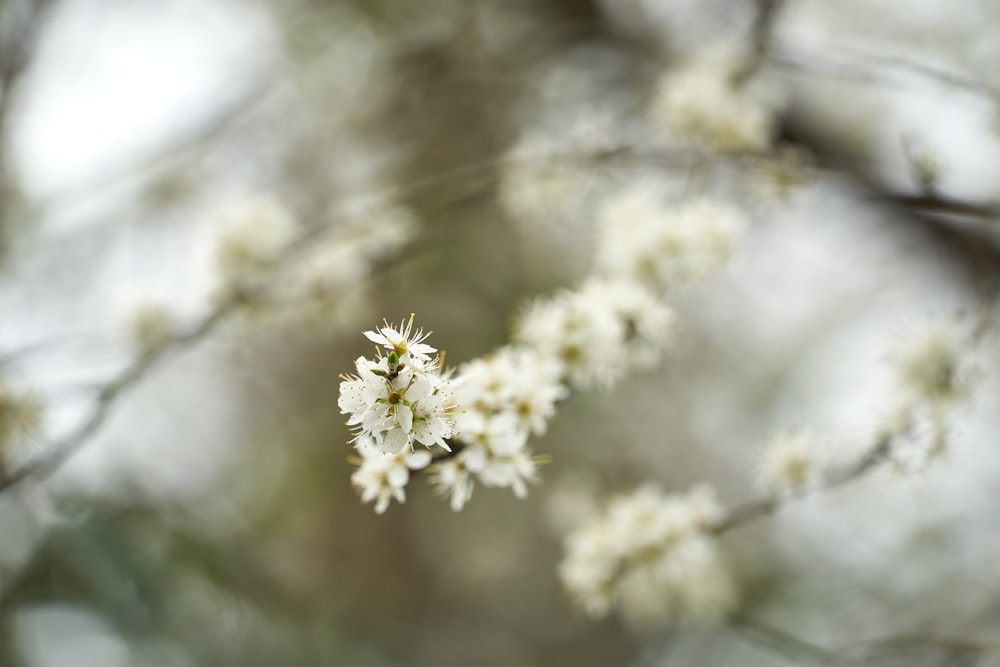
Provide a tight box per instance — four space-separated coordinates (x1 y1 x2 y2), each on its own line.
649 51 776 152
756 428 826 496
498 114 616 233
891 323 973 404
430 449 482 512
339 318 457 455
364 314 437 365
453 346 567 437
558 485 736 627
452 412 539 499
213 194 297 292
351 437 433 514
514 278 676 389
594 184 747 291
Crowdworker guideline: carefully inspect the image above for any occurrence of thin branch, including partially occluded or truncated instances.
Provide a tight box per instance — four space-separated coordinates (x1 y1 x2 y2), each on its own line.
735 0 787 85
711 436 891 534
769 49 1000 101
733 614 841 665
732 615 986 667
0 0 61 226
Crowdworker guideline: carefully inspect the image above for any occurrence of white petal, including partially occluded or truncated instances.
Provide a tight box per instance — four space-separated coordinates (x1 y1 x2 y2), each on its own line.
387 464 410 488
396 404 414 433
364 330 389 346
381 427 409 454
406 450 433 469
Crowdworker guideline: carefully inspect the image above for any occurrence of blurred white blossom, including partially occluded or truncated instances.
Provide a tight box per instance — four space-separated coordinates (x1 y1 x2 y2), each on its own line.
213 194 297 293
649 49 777 152
756 427 826 496
594 186 747 291
559 484 736 627
351 437 433 514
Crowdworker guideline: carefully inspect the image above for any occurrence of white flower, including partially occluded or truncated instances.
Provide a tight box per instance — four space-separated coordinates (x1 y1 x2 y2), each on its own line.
364 314 437 365
431 449 483 512
756 428 826 496
450 413 539 499
891 323 973 404
454 347 567 437
498 114 616 232
351 438 433 514
558 485 735 627
213 194 297 291
515 278 677 389
339 318 457 454
575 279 677 370
594 184 747 291
514 287 625 390
649 51 776 152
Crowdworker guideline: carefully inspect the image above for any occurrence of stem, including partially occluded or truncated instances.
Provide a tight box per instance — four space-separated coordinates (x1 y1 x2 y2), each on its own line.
712 436 891 534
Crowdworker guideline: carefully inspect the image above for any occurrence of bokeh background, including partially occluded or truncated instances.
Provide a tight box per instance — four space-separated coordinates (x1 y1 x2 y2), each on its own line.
2 0 1000 665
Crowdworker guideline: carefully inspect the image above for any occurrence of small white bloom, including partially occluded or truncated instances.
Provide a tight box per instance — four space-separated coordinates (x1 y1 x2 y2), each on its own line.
454 346 567 437
514 287 625 390
649 51 776 152
498 114 616 232
891 323 973 404
559 485 735 627
756 428 826 496
364 314 437 365
515 278 677 389
351 438 433 514
594 184 747 291
213 194 297 291
431 448 483 512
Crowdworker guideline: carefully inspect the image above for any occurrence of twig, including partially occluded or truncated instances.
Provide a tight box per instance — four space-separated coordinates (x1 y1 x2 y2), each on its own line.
732 614 986 666
711 436 891 534
769 49 1000 101
735 0 787 85
733 614 841 665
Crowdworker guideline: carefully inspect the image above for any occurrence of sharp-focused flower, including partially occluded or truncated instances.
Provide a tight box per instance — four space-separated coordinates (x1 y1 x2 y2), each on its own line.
339 318 457 455
364 314 437 365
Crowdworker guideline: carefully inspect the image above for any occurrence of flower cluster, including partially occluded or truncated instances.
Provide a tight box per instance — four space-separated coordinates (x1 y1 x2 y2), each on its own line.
213 194 297 294
594 184 747 292
756 427 827 496
559 485 736 627
338 316 458 458
498 115 617 234
515 278 677 390
350 436 433 514
649 50 777 152
431 347 567 511
879 322 977 473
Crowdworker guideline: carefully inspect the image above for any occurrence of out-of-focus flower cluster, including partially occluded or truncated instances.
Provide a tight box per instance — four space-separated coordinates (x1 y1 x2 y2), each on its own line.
880 322 979 473
558 485 736 627
649 48 778 153
0 382 45 469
